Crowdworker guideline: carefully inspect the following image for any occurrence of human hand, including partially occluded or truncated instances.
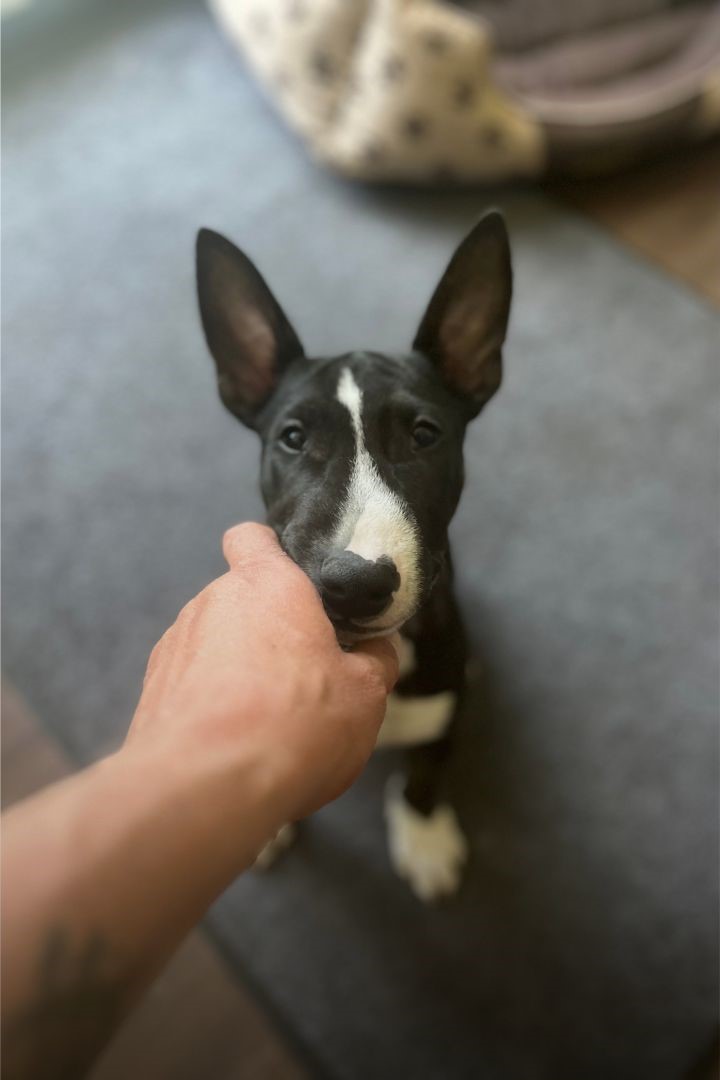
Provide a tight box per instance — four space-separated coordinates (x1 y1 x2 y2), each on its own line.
128 523 398 824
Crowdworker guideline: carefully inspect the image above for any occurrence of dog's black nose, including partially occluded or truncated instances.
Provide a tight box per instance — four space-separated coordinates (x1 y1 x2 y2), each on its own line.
320 552 400 622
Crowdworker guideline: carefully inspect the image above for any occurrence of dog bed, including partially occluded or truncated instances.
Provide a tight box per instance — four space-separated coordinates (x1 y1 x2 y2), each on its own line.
209 0 720 181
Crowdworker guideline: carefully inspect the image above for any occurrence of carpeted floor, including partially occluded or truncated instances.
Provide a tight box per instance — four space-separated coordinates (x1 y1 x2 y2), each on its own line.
3 2 718 1078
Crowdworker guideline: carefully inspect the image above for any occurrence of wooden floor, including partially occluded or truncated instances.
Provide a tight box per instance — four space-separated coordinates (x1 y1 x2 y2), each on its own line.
549 143 720 308
2 144 718 1080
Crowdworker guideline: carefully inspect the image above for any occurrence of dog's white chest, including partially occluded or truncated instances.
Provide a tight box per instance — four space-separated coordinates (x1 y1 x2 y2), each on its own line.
376 636 456 749
376 691 456 748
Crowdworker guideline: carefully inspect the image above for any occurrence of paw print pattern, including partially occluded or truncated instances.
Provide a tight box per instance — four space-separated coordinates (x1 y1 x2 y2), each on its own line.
219 0 542 182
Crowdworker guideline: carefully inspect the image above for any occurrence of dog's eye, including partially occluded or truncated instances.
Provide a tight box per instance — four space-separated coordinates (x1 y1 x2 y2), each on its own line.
279 422 306 453
412 419 441 449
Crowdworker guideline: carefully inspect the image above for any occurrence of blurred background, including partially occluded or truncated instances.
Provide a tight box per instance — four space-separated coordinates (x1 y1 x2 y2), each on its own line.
2 1 719 1078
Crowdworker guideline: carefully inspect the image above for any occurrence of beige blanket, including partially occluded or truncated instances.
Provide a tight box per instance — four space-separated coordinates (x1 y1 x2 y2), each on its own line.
210 0 720 181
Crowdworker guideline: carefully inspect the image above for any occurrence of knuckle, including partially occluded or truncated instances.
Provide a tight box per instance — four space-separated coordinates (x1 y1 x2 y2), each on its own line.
148 640 163 666
361 664 388 704
143 631 170 683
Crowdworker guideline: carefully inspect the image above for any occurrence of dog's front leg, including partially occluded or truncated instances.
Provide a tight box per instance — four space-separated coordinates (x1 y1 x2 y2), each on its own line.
385 734 468 903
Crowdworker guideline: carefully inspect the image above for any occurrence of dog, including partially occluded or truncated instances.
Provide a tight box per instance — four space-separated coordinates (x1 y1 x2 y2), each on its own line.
195 211 512 901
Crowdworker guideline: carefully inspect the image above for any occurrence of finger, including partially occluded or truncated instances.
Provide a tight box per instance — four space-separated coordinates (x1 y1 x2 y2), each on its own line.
222 522 279 570
386 631 403 665
351 635 400 693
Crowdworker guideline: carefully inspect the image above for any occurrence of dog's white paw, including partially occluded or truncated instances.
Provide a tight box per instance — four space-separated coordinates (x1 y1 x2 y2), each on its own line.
254 823 296 870
385 779 467 902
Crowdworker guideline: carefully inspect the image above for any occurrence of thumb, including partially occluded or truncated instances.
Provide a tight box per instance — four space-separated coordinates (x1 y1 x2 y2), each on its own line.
222 522 280 571
350 634 400 694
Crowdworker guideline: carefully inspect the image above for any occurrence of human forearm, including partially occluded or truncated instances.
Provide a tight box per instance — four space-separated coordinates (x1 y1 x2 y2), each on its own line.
1 524 397 1080
1 739 281 1080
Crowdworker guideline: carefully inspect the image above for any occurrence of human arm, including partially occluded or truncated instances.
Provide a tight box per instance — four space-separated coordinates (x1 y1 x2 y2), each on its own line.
1 523 397 1080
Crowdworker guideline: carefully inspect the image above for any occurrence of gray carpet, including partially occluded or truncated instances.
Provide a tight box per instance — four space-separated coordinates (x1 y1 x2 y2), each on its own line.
3 3 718 1078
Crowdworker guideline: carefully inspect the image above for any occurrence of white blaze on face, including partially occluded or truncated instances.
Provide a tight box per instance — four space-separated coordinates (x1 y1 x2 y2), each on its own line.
335 368 421 631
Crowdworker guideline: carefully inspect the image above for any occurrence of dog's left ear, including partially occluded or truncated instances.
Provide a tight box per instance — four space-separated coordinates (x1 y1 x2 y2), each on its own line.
413 210 512 417
196 228 305 428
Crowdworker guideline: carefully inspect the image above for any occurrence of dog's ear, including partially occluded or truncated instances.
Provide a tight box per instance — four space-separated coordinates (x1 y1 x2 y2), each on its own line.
413 211 512 417
196 228 304 427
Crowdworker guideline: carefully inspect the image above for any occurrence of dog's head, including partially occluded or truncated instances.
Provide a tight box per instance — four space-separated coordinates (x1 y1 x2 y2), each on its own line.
196 213 512 642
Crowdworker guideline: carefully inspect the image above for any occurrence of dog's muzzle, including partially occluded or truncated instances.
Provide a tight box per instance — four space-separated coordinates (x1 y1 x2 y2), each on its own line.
319 551 400 623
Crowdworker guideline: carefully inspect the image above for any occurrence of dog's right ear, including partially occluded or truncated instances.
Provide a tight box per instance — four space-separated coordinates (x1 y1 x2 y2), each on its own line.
196 228 304 427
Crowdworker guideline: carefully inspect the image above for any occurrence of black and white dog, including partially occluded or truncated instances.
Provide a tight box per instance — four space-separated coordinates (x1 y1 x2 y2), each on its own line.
196 212 512 901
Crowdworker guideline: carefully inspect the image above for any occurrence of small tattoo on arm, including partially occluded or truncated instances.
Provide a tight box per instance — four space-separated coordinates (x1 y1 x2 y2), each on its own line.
4 927 125 1080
